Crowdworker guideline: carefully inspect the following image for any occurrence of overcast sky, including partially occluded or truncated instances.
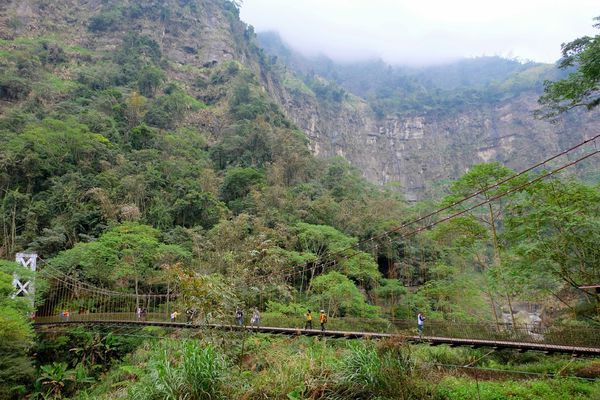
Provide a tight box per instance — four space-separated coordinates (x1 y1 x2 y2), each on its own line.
240 0 599 66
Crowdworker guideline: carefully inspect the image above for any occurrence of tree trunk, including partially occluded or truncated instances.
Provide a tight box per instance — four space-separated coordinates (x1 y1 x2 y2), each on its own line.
135 276 140 311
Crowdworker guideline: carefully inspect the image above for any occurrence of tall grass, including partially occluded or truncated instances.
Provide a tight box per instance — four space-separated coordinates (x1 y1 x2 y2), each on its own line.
333 341 424 400
128 340 226 400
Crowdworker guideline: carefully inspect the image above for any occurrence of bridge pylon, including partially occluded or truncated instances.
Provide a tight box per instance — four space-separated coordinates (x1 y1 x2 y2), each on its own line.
13 252 37 304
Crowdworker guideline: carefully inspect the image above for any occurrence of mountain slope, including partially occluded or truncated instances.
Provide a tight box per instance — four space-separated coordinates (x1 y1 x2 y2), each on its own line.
259 33 600 200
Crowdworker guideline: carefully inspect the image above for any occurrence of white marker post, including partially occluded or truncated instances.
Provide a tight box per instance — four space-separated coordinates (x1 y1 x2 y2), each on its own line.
13 253 37 304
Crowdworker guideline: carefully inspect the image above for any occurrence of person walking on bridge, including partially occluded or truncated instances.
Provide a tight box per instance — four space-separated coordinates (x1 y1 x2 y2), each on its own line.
417 312 425 338
250 307 260 328
235 307 244 326
319 310 327 332
305 309 313 329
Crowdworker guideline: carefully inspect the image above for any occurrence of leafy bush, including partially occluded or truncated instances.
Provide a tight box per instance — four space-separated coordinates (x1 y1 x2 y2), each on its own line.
146 87 204 129
220 167 265 203
77 62 126 90
137 66 165 97
311 272 381 318
88 10 122 32
334 341 421 399
0 74 31 101
0 262 35 399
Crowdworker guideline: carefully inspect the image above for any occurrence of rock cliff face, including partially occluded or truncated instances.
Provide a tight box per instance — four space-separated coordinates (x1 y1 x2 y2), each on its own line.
2 0 598 200
270 76 600 200
1 0 252 65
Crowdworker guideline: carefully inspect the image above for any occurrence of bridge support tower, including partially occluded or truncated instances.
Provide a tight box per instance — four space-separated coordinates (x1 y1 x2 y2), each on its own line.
13 252 37 304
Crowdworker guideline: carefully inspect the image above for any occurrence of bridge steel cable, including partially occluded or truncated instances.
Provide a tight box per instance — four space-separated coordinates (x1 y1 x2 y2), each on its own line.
302 135 599 279
28 138 600 356
278 145 600 281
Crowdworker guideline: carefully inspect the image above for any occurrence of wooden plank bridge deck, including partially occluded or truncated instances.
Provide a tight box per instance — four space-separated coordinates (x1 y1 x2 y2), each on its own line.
33 319 600 357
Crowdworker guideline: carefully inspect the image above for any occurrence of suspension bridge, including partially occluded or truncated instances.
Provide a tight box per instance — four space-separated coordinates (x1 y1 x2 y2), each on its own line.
19 256 600 357
13 134 600 357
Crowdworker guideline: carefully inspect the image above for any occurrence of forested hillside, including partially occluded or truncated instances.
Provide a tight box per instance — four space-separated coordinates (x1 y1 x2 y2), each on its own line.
259 31 565 115
0 1 599 398
258 32 600 200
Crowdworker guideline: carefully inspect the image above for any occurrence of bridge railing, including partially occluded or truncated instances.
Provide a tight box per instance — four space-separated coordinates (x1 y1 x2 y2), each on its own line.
33 311 600 349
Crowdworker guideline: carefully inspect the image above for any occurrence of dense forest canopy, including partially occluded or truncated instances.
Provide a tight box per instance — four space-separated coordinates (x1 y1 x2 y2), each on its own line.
0 1 599 398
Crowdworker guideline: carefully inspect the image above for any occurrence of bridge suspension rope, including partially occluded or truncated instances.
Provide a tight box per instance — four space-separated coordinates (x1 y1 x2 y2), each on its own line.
278 136 600 281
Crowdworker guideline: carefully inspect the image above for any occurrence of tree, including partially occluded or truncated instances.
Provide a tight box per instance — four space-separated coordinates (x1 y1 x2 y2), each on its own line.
538 17 600 118
137 66 165 97
374 279 407 317
0 261 34 399
310 271 379 318
169 265 237 323
440 163 527 325
50 223 190 295
504 179 600 319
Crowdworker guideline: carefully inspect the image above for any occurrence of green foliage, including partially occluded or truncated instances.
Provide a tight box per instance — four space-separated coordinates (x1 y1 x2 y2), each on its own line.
322 157 367 201
339 251 381 288
128 340 227 400
146 86 204 129
1 118 113 192
113 33 162 81
219 167 265 213
173 269 237 323
88 9 122 32
505 179 600 303
311 271 380 317
436 376 600 400
265 301 310 316
137 66 166 97
0 73 31 101
333 341 419 399
309 77 346 104
49 222 190 290
294 222 357 256
0 262 34 399
539 17 600 118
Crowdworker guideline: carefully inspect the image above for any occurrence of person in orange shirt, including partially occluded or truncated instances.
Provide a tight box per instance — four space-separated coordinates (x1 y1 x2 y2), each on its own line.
319 310 327 331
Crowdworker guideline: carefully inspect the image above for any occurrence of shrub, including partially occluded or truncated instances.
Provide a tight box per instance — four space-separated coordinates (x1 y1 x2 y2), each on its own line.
137 66 165 97
88 10 122 32
0 74 31 101
220 167 265 203
145 88 203 129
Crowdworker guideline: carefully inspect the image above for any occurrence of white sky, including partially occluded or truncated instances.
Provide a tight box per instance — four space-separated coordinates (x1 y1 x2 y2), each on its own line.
240 0 600 65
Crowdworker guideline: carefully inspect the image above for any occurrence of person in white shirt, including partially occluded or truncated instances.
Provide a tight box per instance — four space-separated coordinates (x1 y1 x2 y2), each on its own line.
417 312 425 338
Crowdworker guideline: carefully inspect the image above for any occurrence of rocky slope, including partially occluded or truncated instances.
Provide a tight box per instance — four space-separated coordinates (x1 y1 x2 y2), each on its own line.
259 36 600 200
275 87 600 200
2 0 598 201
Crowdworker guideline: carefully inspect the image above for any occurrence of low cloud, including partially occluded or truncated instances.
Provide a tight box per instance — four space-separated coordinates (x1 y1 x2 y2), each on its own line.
240 0 599 65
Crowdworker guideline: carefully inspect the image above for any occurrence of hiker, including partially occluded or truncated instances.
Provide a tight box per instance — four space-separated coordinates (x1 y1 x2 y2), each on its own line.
141 308 147 321
170 311 179 322
59 310 65 321
63 309 70 322
186 308 196 324
319 310 327 331
304 309 313 329
235 307 244 326
250 307 260 328
417 312 425 338
136 307 142 320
